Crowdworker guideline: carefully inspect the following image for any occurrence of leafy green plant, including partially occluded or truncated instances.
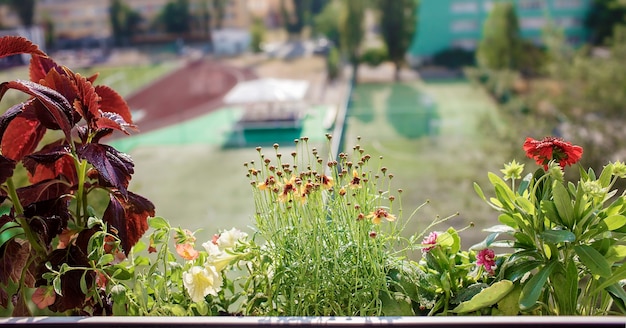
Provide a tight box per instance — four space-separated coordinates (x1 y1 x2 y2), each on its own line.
473 136 626 315
241 136 424 316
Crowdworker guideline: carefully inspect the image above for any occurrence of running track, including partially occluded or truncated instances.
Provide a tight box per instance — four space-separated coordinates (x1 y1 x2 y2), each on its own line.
126 58 257 134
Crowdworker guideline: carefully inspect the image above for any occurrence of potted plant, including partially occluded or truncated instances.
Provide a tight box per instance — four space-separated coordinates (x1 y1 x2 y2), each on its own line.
0 36 625 326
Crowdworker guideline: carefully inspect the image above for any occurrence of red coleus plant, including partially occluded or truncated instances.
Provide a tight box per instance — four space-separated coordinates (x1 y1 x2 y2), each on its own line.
0 36 154 315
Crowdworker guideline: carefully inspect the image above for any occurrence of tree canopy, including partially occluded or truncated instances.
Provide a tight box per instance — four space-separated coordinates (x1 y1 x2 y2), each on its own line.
338 0 365 83
476 2 523 70
378 0 418 80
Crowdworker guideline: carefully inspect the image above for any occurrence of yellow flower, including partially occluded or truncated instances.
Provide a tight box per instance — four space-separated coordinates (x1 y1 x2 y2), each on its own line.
366 208 396 225
320 174 334 189
182 265 222 303
500 160 524 181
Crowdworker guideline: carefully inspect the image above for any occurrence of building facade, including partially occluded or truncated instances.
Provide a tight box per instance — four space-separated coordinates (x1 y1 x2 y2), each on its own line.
410 0 591 61
26 0 253 42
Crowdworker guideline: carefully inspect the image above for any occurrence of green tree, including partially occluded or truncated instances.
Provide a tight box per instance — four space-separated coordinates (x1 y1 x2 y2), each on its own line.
280 0 310 38
158 0 191 35
110 0 143 46
377 0 418 81
214 0 227 29
476 2 523 70
250 17 265 53
584 0 626 45
338 0 365 83
313 0 340 45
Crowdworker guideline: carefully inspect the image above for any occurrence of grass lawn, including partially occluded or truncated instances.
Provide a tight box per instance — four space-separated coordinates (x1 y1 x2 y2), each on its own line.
344 79 513 248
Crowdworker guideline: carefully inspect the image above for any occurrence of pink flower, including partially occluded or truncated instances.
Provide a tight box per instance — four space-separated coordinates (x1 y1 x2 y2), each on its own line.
32 286 56 310
175 243 199 260
476 249 496 274
422 231 438 253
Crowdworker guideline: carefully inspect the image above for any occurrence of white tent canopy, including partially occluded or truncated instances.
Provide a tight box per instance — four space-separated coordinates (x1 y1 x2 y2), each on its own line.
223 78 310 104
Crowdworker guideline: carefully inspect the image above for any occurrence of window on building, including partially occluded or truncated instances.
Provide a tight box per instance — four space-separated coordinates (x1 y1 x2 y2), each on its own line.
450 1 478 13
450 19 479 32
520 17 546 29
483 1 494 11
451 38 477 50
554 0 583 8
519 0 544 10
555 17 582 28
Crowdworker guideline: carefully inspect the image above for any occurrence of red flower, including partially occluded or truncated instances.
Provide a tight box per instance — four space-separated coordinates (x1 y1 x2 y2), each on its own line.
476 249 496 275
421 231 438 253
523 137 583 170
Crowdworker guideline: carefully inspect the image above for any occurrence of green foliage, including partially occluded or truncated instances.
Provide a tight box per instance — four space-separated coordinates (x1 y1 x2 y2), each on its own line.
476 2 523 70
110 0 143 46
474 158 626 315
325 46 341 81
339 0 365 82
313 0 341 46
249 17 265 53
157 0 191 34
432 47 475 69
377 0 418 80
360 46 388 67
584 0 626 45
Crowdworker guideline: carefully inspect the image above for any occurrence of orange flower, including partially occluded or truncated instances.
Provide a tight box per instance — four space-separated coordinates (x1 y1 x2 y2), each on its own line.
258 176 276 190
176 243 199 260
366 208 396 225
320 174 334 189
278 175 297 202
523 136 583 170
349 170 362 189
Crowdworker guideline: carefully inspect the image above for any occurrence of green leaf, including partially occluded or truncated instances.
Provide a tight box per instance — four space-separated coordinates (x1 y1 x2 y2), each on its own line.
53 276 63 296
603 215 626 231
540 200 562 226
498 213 518 229
452 280 514 314
446 227 461 254
497 283 522 315
551 261 578 315
539 229 575 244
591 263 626 294
0 224 24 249
80 271 89 295
515 196 535 215
474 182 487 202
503 260 542 282
380 291 414 316
517 173 533 195
148 216 170 230
598 163 614 188
574 244 612 278
553 183 575 228
606 245 626 263
520 261 556 310
97 254 115 266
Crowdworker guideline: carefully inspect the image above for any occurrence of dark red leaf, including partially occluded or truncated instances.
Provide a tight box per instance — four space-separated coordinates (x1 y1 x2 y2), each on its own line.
0 101 29 142
23 144 76 184
104 192 154 253
37 246 94 313
29 55 61 83
0 109 46 161
0 155 16 185
78 144 134 197
0 36 46 60
23 199 70 245
0 287 7 309
0 237 30 285
96 111 137 135
73 74 100 128
0 80 73 140
16 177 71 208
95 85 133 124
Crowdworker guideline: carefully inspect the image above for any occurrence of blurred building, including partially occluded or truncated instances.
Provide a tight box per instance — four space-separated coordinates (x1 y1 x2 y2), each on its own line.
0 0 255 46
410 0 591 63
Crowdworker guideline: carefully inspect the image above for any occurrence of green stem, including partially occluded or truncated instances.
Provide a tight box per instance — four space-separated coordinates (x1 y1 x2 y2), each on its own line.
7 178 45 255
75 159 89 227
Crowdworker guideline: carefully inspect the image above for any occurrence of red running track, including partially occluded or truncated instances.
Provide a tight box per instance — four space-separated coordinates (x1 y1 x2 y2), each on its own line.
125 58 257 134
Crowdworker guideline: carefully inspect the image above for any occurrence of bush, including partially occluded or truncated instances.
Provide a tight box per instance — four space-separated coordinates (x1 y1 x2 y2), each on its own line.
360 46 388 67
432 47 475 69
326 46 341 81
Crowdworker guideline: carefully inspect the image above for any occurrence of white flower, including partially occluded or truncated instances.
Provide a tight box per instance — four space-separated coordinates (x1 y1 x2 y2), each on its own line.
182 265 222 303
202 240 238 272
216 228 248 250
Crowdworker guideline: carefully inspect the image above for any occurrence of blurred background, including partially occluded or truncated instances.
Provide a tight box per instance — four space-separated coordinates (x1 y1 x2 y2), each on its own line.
1 0 625 251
